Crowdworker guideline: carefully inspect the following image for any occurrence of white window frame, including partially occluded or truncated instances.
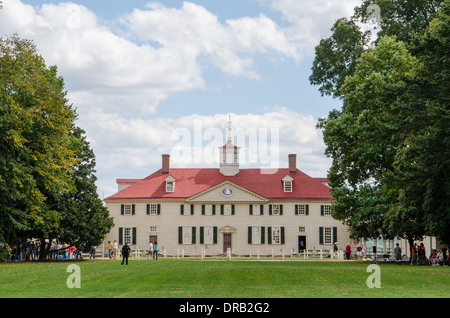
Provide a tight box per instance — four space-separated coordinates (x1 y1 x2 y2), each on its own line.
272 204 280 215
252 204 262 215
204 226 214 245
123 227 132 245
224 204 232 215
166 181 174 192
324 227 332 244
148 203 158 215
149 226 158 233
182 226 192 244
298 226 306 233
323 205 331 216
271 226 281 244
123 204 132 215
251 226 262 244
284 181 292 192
298 205 307 215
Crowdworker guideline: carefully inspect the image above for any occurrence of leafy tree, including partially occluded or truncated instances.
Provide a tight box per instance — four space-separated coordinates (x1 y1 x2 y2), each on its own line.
0 34 77 244
312 1 449 245
310 0 443 99
0 34 114 257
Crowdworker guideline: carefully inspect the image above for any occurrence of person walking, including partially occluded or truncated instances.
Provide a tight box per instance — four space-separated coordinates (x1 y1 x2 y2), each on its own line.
107 241 113 260
147 241 153 260
333 242 339 259
153 242 158 260
418 243 426 265
113 240 118 260
121 243 131 265
345 243 351 260
394 243 402 263
411 243 418 265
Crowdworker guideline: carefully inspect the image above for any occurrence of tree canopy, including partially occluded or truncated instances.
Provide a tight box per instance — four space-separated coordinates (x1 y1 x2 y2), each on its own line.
0 34 113 257
311 1 449 244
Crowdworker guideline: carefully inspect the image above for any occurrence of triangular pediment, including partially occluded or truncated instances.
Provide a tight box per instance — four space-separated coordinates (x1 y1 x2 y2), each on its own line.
186 181 268 203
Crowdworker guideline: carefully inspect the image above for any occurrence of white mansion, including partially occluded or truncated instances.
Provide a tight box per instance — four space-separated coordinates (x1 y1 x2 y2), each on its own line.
102 133 358 257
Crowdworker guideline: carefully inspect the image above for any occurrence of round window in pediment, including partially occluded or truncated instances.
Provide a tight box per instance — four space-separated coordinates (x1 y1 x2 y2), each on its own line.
222 188 233 196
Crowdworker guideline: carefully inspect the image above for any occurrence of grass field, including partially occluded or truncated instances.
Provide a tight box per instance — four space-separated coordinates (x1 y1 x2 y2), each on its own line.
0 258 448 298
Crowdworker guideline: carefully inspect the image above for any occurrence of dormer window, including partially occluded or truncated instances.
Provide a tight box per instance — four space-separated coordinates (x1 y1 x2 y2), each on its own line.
282 175 294 192
165 175 175 193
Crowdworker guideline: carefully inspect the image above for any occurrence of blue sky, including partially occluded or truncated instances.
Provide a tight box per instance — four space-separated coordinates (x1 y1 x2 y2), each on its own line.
1 0 363 197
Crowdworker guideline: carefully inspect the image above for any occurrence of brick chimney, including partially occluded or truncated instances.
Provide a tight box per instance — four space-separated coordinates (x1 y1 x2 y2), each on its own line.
288 154 297 173
162 154 170 174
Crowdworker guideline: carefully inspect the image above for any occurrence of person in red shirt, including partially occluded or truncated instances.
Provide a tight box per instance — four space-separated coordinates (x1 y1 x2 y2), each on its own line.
411 243 417 265
345 244 351 260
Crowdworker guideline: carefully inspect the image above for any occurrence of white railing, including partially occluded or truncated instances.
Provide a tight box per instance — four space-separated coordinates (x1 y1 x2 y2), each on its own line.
101 248 349 260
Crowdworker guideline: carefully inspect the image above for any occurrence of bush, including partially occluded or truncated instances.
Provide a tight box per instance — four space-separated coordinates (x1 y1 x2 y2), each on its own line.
0 243 12 262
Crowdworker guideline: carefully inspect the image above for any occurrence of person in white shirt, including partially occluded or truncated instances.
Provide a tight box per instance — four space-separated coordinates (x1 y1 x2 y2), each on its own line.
147 241 154 260
113 240 118 260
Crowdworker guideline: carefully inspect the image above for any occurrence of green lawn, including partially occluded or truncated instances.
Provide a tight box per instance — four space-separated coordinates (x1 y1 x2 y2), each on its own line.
0 258 448 298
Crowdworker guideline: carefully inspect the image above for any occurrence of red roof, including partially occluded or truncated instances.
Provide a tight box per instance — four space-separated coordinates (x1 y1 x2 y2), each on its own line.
105 168 333 202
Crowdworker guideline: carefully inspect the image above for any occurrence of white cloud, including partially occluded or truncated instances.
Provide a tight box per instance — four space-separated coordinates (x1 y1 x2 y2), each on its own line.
0 0 336 198
258 0 361 55
122 2 303 79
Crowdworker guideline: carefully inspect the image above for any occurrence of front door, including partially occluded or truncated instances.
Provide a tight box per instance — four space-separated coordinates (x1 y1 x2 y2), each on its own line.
298 236 306 252
149 235 157 248
223 233 232 253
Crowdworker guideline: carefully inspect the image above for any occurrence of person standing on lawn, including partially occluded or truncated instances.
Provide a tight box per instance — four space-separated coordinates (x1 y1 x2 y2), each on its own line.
121 243 131 265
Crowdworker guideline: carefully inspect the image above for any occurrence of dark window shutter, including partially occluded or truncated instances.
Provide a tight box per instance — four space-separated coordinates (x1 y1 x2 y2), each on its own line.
132 204 135 215
248 227 252 244
281 227 285 244
178 227 182 244
269 205 272 215
192 227 196 244
333 227 337 244
119 227 123 245
320 205 324 216
121 204 124 215
157 204 161 215
249 205 253 215
180 204 184 215
261 227 265 244
146 204 150 215
260 205 264 215
232 205 235 215
200 227 204 244
213 227 217 244
305 205 309 215
280 204 283 215
202 205 205 215
295 204 298 215
132 227 136 245
319 227 324 244
221 205 224 215
212 205 216 215
190 204 194 215
268 227 272 244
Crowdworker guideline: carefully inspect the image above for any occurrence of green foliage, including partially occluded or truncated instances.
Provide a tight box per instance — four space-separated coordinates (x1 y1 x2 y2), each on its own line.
309 18 370 99
312 1 450 243
0 34 113 254
0 243 11 262
0 34 77 242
